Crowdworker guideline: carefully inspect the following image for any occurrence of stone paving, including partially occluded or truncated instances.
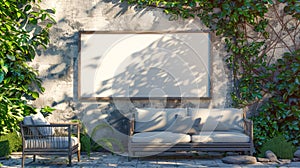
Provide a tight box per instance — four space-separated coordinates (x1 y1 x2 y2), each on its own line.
1 152 300 168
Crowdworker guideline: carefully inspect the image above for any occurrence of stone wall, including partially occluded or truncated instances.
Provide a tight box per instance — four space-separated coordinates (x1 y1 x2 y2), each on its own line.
32 0 231 153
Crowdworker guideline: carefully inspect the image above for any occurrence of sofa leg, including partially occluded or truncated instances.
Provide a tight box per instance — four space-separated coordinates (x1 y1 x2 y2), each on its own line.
127 156 132 161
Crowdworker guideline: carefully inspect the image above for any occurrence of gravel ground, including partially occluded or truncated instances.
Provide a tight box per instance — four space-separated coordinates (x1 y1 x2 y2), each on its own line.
0 152 300 168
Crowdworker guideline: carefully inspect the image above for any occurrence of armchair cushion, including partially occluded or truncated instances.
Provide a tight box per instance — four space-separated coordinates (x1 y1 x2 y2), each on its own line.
25 137 79 149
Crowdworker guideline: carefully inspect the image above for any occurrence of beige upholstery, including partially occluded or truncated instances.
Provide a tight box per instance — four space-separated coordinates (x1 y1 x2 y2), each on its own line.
25 137 79 149
166 115 194 133
129 108 254 157
191 131 250 143
135 108 187 132
132 131 191 143
188 108 244 132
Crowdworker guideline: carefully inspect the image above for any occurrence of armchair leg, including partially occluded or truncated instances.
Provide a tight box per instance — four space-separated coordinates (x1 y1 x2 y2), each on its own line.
68 154 72 166
77 150 81 162
22 154 25 168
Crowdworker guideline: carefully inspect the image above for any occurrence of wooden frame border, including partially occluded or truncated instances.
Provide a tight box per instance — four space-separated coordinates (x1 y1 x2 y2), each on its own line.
78 31 212 102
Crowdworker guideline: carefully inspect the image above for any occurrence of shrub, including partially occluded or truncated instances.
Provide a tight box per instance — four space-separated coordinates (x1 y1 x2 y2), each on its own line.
258 134 296 159
253 50 300 150
0 131 22 156
0 140 10 157
80 133 92 156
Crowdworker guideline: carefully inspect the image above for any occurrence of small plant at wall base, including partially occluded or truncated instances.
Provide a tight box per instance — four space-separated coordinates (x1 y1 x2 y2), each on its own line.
0 0 55 134
122 0 300 152
258 134 296 159
72 120 124 156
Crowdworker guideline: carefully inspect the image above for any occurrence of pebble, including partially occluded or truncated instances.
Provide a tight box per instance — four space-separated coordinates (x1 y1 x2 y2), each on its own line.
1 152 300 167
222 155 257 164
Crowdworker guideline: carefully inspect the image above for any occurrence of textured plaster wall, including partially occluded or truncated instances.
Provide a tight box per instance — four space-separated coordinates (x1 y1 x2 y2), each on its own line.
32 0 231 151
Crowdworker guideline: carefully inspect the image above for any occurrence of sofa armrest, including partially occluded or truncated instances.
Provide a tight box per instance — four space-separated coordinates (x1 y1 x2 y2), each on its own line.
129 113 135 136
243 118 253 141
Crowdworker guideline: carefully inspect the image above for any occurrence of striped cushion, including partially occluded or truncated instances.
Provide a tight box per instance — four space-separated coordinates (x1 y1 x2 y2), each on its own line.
25 137 78 149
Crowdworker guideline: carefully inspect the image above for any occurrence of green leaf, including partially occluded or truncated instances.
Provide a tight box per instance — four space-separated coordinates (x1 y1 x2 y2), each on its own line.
24 5 32 12
41 14 46 21
31 92 39 99
2 65 8 73
0 71 4 83
6 55 16 61
4 1 10 7
17 12 22 18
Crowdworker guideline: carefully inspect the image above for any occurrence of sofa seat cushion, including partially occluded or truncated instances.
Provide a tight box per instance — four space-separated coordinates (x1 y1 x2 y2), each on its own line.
191 131 249 143
25 137 79 149
132 131 191 143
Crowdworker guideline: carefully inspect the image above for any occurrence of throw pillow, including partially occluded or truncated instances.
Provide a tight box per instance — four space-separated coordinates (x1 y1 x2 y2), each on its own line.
23 116 39 136
31 112 54 136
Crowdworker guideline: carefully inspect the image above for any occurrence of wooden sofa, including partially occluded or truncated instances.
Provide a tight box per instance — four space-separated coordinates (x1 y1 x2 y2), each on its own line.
20 112 80 167
128 108 254 157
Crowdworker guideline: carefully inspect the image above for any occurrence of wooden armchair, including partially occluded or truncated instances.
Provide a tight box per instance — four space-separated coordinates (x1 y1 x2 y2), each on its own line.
20 114 80 167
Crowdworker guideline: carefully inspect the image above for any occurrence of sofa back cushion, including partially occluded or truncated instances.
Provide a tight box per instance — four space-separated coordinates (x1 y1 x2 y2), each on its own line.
188 108 244 132
134 108 187 132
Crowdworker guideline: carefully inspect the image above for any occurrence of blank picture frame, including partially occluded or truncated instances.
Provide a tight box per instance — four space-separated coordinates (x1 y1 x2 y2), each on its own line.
78 31 211 101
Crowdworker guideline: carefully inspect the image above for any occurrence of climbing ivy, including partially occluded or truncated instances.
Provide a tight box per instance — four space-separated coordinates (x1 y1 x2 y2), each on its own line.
123 0 300 151
0 0 55 134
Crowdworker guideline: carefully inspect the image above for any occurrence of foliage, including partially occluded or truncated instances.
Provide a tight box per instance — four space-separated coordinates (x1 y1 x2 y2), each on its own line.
76 120 124 156
80 133 92 156
0 131 22 156
258 134 296 159
0 140 10 157
122 0 300 152
253 49 300 147
0 0 55 134
91 123 124 153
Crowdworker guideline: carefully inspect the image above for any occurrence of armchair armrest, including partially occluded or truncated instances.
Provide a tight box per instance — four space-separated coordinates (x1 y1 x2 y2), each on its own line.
20 122 80 140
50 122 80 140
